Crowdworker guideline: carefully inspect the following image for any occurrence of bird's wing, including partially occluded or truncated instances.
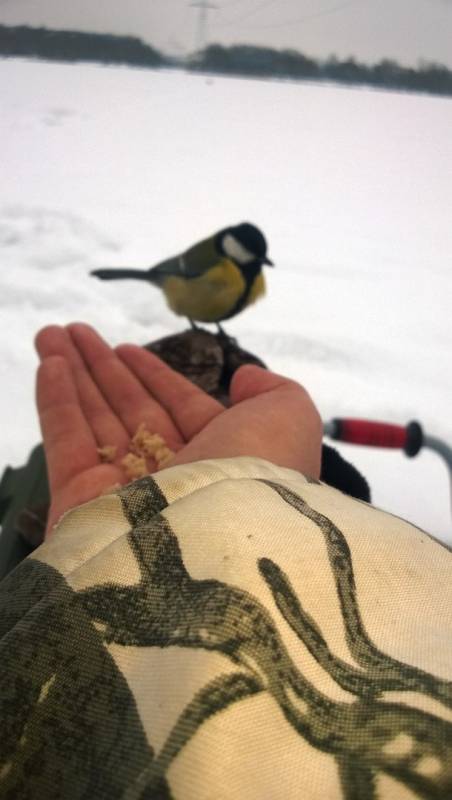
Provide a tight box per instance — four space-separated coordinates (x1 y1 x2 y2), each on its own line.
147 256 185 285
181 236 220 276
149 236 220 282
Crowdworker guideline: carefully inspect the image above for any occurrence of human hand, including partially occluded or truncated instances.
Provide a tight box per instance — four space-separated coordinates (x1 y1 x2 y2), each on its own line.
36 323 322 534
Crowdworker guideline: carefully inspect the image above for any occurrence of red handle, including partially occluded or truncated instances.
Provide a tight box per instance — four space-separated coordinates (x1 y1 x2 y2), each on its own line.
328 419 423 456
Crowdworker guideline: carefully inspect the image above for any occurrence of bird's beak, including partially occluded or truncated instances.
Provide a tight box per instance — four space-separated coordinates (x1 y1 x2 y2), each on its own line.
263 256 274 266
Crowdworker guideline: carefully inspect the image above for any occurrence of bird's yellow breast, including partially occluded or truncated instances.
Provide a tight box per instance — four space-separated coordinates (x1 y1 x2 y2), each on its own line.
162 258 265 323
247 271 265 306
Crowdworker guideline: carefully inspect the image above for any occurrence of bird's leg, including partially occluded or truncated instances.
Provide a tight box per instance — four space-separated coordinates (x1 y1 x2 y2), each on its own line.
216 323 237 345
216 323 229 338
188 318 199 331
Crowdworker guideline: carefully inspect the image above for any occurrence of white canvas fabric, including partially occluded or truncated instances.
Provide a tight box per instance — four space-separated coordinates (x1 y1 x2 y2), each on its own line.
1 457 451 799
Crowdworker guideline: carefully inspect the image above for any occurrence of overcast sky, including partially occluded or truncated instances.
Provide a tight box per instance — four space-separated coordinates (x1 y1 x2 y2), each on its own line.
1 0 452 68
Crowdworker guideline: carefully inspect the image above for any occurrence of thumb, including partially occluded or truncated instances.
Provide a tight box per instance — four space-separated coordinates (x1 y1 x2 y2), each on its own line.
230 364 296 405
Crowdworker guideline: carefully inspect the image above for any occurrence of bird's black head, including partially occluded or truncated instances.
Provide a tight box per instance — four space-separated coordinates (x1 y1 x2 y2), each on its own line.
218 222 273 267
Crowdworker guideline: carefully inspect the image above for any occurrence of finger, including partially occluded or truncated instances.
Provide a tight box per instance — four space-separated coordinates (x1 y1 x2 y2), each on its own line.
67 323 182 445
36 356 100 492
115 343 223 440
35 325 130 454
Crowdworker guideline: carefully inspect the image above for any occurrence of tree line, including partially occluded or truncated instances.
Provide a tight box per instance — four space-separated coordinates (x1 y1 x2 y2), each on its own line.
0 25 167 69
189 44 452 97
1 25 451 98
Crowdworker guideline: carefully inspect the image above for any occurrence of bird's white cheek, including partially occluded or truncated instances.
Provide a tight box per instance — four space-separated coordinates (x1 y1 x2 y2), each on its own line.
222 234 254 265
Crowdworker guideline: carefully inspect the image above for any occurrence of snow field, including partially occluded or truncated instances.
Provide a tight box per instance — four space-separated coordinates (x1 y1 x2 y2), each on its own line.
1 59 451 541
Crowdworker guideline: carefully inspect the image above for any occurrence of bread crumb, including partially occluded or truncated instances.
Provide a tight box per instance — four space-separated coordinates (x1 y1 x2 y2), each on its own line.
130 423 166 457
102 424 175 481
157 457 174 470
121 453 149 480
154 446 174 468
97 445 118 463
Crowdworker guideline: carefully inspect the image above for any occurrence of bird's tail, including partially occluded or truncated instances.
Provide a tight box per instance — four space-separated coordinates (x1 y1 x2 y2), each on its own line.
91 268 151 281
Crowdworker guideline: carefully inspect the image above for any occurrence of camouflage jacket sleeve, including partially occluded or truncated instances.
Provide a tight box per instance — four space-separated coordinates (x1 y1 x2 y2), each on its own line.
1 456 451 800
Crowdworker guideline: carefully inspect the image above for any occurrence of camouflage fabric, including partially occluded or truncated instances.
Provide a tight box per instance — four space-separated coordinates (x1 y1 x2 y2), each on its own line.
1 457 451 799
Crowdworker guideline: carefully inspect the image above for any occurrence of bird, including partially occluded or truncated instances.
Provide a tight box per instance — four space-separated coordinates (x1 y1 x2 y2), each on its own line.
91 222 273 333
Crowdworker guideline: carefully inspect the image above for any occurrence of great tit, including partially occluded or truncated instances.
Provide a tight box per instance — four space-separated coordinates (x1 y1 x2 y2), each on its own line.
91 222 273 331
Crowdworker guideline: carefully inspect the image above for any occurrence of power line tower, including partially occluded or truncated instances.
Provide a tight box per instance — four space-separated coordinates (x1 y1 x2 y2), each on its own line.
190 1 218 52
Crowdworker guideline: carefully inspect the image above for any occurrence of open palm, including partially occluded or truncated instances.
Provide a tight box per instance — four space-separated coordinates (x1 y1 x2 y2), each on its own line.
36 323 322 534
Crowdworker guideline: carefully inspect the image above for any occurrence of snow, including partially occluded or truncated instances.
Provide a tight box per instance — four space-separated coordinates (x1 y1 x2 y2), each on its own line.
1 58 451 543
